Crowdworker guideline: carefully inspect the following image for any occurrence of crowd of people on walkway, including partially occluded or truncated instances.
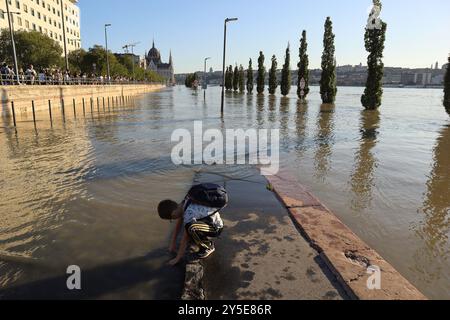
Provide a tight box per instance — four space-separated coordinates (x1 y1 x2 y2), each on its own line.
0 63 135 85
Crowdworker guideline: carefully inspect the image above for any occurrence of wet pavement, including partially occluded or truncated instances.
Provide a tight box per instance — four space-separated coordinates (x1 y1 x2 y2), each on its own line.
194 168 348 300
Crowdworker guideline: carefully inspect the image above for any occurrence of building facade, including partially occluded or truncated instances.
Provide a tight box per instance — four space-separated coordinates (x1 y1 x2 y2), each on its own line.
146 41 174 84
0 0 80 53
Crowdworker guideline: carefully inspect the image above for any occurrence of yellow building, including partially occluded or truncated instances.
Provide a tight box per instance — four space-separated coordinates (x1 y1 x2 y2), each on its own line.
0 0 80 53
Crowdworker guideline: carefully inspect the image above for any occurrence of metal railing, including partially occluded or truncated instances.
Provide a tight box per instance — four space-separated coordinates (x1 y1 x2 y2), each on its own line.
0 74 165 86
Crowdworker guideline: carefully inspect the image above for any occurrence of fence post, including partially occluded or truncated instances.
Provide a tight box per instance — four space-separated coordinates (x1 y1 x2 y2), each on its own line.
82 98 86 116
97 97 100 113
48 100 53 124
90 97 93 113
103 97 105 112
32 100 36 126
61 99 66 122
11 101 16 127
73 98 76 118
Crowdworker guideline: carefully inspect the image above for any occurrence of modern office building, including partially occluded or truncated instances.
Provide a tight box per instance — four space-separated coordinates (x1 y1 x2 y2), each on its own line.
0 0 81 52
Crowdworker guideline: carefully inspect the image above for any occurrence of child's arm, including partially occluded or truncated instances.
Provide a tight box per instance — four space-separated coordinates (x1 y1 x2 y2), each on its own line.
169 217 183 253
168 230 189 266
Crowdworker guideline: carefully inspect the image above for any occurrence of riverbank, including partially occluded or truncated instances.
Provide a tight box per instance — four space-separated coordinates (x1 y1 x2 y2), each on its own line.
0 83 165 117
181 167 427 300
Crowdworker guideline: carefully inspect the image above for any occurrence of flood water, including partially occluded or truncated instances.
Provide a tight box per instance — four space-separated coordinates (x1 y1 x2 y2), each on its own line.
0 86 449 299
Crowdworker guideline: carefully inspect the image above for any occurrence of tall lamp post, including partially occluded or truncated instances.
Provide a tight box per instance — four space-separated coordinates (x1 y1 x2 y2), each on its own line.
60 0 69 72
104 24 112 84
5 0 20 83
203 57 211 100
221 17 238 114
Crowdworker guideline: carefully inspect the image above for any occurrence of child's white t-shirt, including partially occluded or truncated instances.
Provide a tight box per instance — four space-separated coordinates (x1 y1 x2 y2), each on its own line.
183 203 224 229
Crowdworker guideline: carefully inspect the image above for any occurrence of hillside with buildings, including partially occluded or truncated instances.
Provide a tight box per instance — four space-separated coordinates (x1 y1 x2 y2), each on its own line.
177 62 447 88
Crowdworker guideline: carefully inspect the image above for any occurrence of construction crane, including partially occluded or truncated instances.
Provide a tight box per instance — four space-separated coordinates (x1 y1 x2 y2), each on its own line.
122 42 140 81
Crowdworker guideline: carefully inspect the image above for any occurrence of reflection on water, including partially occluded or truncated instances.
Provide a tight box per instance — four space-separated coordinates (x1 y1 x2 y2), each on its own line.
256 94 265 126
0 86 449 299
413 124 450 284
268 95 277 124
314 104 335 181
294 101 309 155
279 97 290 142
350 110 380 213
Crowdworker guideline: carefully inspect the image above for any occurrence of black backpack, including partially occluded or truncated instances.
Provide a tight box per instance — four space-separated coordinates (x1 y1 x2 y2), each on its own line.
187 183 228 211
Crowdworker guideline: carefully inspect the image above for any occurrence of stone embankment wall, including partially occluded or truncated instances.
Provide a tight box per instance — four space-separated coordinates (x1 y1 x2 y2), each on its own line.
0 84 165 115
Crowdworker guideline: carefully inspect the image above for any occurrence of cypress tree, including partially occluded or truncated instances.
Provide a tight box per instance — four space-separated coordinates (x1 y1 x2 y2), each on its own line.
247 58 254 94
233 65 239 91
225 65 233 90
239 64 245 93
268 55 278 95
298 30 310 100
320 17 337 104
362 0 387 110
281 44 291 96
257 51 266 94
444 57 450 115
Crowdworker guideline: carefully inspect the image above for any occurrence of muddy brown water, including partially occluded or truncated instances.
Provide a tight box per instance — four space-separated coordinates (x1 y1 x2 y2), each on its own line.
0 86 448 299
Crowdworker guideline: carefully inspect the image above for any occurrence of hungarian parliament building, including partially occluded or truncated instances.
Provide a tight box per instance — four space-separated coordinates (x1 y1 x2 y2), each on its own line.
144 41 175 84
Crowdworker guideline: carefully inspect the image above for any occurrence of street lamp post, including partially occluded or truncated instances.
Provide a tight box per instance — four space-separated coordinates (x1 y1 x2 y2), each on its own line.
5 0 20 83
221 18 238 114
105 24 112 84
203 57 211 100
60 0 69 72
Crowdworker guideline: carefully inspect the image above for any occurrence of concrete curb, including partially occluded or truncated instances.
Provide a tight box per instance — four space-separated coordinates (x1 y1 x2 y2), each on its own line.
266 172 427 300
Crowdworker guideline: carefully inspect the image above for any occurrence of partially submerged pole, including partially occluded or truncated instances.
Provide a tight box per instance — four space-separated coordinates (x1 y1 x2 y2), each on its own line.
11 101 16 127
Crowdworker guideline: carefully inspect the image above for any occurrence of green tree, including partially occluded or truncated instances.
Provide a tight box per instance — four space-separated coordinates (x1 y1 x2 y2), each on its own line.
268 55 278 95
361 0 387 110
68 49 87 73
185 73 199 88
320 17 337 104
257 51 266 94
225 65 233 90
238 64 245 93
0 30 63 70
281 44 291 96
80 45 127 76
298 30 310 100
233 65 239 91
247 58 254 94
445 57 450 115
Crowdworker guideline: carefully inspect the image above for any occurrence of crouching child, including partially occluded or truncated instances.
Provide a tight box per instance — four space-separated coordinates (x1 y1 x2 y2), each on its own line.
158 183 228 266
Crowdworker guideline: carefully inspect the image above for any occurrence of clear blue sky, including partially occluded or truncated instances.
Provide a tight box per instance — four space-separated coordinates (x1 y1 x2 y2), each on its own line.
79 0 450 73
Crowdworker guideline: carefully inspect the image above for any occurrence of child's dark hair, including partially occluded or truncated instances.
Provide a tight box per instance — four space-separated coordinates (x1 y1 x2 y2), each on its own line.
158 200 178 220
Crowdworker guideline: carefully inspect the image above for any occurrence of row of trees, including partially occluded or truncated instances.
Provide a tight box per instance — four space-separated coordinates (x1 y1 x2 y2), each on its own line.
218 0 389 111
222 16 336 104
224 65 246 92
0 29 164 82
